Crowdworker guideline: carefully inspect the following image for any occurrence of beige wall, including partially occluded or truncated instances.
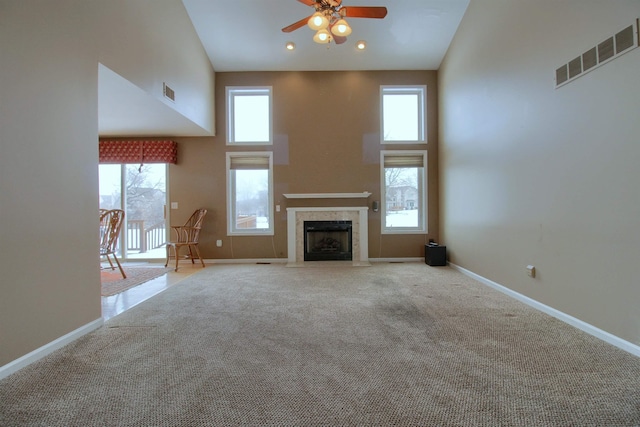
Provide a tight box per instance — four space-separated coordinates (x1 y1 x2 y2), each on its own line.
170 71 439 260
439 0 640 344
0 0 100 368
0 0 214 368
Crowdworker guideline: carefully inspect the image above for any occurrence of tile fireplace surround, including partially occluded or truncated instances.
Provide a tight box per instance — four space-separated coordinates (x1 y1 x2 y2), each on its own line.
286 207 370 267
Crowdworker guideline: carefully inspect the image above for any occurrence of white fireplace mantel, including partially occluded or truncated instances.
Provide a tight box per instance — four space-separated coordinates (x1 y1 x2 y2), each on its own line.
287 207 370 267
283 192 372 199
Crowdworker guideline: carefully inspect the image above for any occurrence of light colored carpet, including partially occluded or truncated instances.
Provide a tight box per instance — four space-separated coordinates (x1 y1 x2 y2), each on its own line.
101 267 172 296
1 263 640 426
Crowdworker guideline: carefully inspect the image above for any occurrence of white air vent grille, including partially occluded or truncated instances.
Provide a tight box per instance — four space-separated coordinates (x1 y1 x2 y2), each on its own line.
582 47 598 71
598 37 615 62
555 19 638 88
616 25 635 53
163 82 175 102
555 64 568 85
568 56 582 78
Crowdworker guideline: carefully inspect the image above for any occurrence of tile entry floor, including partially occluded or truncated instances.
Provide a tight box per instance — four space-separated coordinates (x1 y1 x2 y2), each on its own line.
101 262 202 321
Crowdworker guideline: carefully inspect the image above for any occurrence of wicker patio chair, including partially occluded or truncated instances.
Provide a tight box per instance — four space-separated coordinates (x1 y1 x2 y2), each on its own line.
165 208 207 272
99 209 126 278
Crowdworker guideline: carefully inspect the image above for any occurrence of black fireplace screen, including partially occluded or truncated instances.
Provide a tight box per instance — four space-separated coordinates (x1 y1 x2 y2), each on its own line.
304 220 353 261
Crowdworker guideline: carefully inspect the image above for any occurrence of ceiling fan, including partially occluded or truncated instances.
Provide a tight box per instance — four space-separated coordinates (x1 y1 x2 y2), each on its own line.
281 0 388 45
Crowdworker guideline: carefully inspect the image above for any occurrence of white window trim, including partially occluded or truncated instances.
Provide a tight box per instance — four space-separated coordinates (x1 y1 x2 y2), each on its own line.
226 86 273 146
380 85 427 145
380 150 428 234
226 151 274 236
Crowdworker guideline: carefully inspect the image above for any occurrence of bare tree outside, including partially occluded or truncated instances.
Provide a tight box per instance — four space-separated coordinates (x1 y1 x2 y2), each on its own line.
100 165 166 225
235 169 269 228
99 164 167 257
125 165 166 226
385 166 420 228
385 167 418 210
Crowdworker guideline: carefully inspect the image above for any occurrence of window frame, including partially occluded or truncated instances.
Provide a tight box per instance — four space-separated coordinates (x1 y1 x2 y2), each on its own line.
226 151 274 236
380 150 428 235
226 86 273 146
380 85 427 144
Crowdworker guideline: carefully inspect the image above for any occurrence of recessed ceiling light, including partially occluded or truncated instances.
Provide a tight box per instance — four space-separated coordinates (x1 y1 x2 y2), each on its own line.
356 40 366 50
286 41 295 51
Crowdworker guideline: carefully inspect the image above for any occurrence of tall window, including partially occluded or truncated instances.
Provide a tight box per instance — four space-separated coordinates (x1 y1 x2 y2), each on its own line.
226 86 272 145
226 152 273 235
380 150 427 234
380 85 426 144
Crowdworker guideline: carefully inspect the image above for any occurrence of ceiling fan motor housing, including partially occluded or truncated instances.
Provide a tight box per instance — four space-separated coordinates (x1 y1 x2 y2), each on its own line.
319 0 342 8
314 0 342 12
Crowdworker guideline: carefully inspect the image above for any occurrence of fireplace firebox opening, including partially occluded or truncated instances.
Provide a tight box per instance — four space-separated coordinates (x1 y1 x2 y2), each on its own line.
304 220 353 261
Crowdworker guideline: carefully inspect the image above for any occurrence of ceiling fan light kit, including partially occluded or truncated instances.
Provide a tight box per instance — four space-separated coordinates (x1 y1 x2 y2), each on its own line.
308 11 329 30
313 28 332 44
283 0 387 46
331 19 352 36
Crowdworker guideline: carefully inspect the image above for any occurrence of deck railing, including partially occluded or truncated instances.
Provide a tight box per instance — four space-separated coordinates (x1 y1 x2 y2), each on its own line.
127 220 166 253
236 215 257 228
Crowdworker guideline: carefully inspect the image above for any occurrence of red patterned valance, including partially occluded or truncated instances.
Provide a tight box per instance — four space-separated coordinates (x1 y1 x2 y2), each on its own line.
99 140 177 166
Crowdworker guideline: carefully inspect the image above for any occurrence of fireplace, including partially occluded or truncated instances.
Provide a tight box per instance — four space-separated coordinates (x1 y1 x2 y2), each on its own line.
304 221 352 261
286 206 369 266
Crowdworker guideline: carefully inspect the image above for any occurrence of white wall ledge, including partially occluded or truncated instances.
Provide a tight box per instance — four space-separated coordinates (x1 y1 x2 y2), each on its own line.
283 192 371 199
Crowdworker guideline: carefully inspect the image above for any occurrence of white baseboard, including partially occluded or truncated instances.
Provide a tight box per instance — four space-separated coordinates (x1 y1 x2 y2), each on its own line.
205 258 287 264
0 318 103 380
369 257 424 263
205 258 425 265
448 262 640 358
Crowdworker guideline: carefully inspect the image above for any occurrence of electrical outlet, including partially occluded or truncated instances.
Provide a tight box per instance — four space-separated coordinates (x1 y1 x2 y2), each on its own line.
526 265 536 278
216 239 222 247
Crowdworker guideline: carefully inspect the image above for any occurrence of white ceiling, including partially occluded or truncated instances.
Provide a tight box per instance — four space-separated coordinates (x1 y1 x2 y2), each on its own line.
183 0 470 72
98 0 469 136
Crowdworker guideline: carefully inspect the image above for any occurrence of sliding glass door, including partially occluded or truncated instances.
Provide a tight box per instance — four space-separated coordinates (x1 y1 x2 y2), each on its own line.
99 164 168 260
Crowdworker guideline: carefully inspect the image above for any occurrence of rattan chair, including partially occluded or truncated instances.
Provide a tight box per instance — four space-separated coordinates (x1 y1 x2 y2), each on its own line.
99 209 126 278
165 208 207 272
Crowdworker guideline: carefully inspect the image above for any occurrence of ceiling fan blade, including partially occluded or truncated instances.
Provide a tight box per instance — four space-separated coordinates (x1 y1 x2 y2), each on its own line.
282 15 312 33
341 6 388 19
297 0 316 5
